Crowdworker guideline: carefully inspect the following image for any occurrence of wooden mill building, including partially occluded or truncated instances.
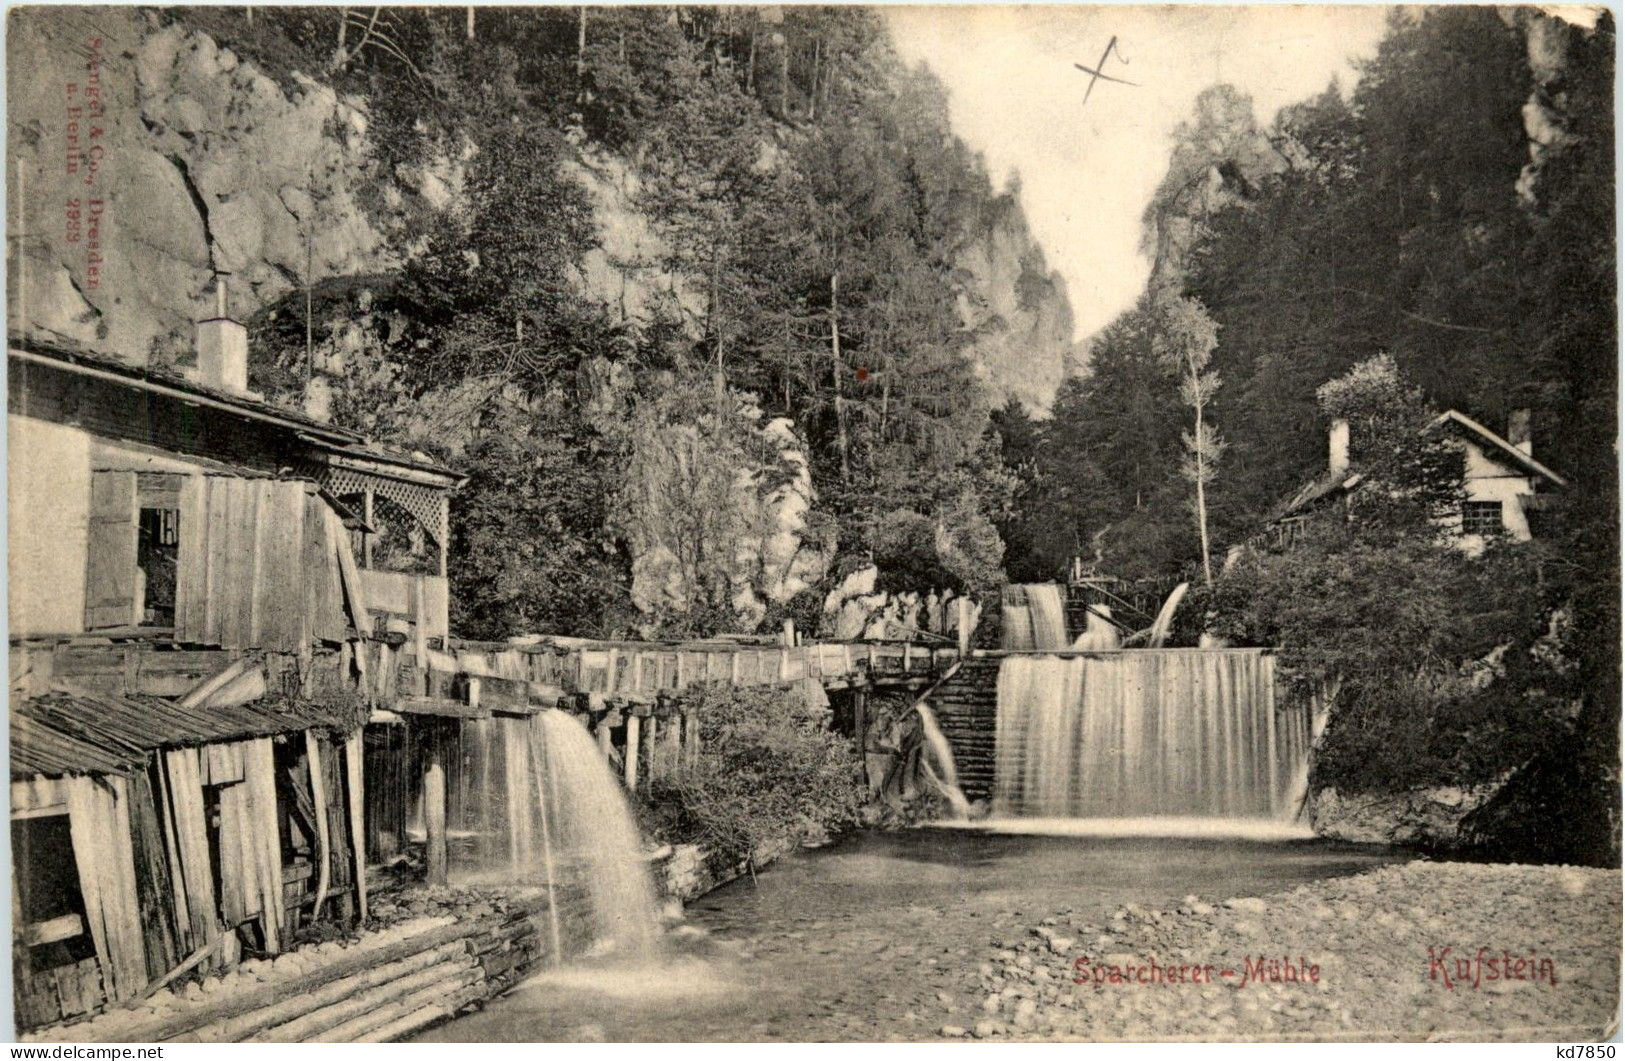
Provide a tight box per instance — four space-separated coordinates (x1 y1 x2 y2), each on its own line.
7 305 461 1028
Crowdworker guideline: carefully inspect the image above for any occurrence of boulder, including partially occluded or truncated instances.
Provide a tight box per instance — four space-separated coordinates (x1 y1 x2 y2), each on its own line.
1311 783 1506 846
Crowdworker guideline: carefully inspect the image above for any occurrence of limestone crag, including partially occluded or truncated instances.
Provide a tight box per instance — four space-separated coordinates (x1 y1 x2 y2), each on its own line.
954 194 1081 410
818 564 977 641
617 394 833 634
8 10 424 360
1310 784 1508 847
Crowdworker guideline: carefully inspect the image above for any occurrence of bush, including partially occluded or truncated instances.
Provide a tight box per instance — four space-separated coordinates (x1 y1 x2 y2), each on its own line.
638 682 866 864
1205 531 1582 795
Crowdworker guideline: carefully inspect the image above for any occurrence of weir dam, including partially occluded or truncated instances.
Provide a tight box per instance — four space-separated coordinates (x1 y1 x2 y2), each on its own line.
924 648 1310 823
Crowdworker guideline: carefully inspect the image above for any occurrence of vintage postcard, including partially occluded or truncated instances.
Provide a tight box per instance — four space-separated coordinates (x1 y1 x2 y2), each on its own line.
6 2 1620 1045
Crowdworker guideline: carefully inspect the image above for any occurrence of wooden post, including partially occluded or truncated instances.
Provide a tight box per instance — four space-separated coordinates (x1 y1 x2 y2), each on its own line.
664 712 681 774
643 709 656 785
438 498 449 578
623 713 641 790
362 489 375 570
596 714 613 760
781 619 796 647
852 688 869 788
957 598 973 655
304 731 332 922
344 731 368 921
422 726 447 886
412 578 429 696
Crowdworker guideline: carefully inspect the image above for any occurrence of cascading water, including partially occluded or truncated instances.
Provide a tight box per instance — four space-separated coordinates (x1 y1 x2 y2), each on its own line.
992 650 1309 822
915 704 971 820
450 710 660 963
530 710 661 960
1002 584 1069 650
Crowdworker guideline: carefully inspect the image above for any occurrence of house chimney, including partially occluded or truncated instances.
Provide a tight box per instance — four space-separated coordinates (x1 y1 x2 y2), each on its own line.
194 272 249 394
1328 418 1350 477
1507 408 1533 456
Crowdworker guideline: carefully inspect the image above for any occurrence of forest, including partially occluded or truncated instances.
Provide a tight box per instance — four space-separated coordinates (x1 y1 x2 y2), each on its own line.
168 5 1026 641
171 6 1616 858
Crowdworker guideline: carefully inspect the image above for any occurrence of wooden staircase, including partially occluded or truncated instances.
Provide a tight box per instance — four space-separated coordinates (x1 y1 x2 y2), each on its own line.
922 657 1001 804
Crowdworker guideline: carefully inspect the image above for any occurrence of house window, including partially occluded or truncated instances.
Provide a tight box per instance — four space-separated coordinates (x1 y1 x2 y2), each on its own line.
1462 500 1504 537
85 471 182 629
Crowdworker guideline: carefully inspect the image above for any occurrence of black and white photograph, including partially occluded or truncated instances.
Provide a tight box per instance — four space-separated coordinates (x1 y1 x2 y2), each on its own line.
4 2 1620 1044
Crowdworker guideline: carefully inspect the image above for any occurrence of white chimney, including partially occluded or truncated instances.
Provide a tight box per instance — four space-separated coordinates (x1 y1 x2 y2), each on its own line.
1328 418 1350 477
1507 408 1532 456
195 273 249 394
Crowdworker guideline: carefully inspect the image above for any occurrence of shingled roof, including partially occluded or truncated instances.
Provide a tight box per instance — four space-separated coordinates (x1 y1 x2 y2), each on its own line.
10 689 358 780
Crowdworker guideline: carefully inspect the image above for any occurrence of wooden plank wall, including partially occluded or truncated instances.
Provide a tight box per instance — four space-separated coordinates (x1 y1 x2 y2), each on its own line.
358 570 450 642
12 729 378 1033
362 725 409 864
12 778 109 1028
160 748 217 970
62 776 146 1002
175 479 352 651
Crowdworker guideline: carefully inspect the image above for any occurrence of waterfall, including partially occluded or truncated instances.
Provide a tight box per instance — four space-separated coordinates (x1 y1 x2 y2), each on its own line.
530 710 661 960
1002 584 1069 649
992 651 1309 821
449 710 660 962
916 704 971 819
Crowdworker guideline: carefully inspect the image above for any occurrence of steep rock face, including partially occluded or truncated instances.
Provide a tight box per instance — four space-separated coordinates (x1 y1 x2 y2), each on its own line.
613 390 833 635
1505 7 1597 203
10 11 1084 417
1140 84 1283 291
954 195 1078 411
817 563 979 640
565 149 705 327
6 9 417 362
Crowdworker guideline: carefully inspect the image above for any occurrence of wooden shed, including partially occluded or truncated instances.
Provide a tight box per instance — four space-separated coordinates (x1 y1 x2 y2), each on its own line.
10 684 367 1029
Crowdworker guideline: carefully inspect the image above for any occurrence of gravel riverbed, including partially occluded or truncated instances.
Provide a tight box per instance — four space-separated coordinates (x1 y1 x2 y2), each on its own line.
951 860 1620 1042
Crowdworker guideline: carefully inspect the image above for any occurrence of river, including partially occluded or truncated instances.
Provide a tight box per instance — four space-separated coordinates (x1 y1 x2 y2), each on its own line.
415 826 1403 1042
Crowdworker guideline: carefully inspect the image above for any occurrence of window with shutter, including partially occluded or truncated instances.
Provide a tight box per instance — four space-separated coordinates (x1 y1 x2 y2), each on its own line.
84 471 139 629
84 471 184 630
136 473 181 626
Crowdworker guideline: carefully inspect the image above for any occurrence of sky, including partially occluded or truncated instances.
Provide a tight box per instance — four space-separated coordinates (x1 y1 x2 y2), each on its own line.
883 4 1395 340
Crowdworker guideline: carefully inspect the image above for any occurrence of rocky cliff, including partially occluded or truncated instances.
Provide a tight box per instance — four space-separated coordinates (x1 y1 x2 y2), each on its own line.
955 193 1078 411
1139 84 1284 291
8 8 1078 413
6 9 423 361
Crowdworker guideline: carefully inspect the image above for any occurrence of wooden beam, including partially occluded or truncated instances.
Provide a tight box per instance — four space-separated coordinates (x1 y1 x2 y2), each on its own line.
344 731 368 920
622 714 640 790
304 731 332 922
21 913 84 947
